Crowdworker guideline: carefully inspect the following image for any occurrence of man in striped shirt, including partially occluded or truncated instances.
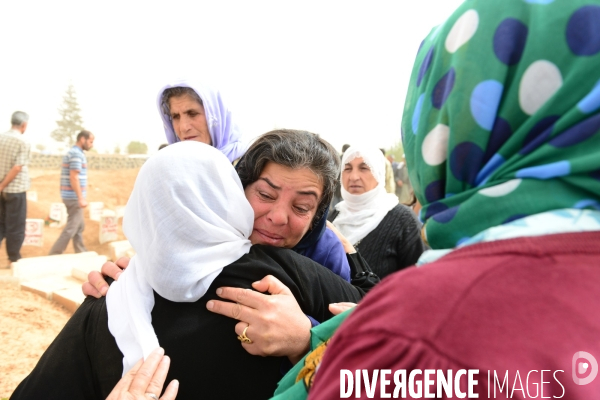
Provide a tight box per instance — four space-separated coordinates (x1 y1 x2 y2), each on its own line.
49 130 95 255
0 111 30 266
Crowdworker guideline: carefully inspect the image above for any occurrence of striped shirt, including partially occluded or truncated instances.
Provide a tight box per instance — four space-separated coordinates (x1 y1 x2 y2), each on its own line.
60 146 87 200
0 129 31 193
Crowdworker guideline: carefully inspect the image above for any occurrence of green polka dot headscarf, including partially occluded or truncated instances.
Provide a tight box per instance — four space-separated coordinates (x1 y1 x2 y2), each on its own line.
402 0 600 249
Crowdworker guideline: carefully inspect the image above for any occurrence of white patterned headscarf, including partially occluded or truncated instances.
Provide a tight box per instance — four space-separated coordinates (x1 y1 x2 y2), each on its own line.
106 141 253 374
333 145 399 245
157 79 248 162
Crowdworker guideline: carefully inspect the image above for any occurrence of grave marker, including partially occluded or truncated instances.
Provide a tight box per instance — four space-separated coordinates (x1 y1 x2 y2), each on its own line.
99 214 118 244
23 218 44 246
89 202 104 221
26 191 38 201
49 202 67 227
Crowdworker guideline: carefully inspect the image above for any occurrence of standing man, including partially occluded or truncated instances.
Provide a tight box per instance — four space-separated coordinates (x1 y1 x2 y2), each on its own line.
380 148 396 194
49 130 94 255
328 143 351 215
393 154 414 205
0 111 30 267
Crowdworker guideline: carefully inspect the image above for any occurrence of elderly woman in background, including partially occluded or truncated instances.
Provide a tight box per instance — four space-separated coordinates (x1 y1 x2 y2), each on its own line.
156 79 247 162
12 142 364 400
329 144 425 279
308 0 600 397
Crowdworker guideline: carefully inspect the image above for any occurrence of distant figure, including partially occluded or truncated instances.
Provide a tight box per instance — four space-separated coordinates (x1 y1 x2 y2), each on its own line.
158 143 168 151
329 144 351 215
49 130 95 255
331 145 424 279
380 148 396 194
392 153 413 205
0 111 30 266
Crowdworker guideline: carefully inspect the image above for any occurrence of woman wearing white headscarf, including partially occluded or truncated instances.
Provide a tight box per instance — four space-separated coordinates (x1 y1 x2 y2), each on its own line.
156 79 247 163
12 142 363 400
331 144 424 279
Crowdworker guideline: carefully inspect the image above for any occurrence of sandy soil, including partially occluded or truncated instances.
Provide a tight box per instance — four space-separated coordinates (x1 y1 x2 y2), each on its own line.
0 168 139 398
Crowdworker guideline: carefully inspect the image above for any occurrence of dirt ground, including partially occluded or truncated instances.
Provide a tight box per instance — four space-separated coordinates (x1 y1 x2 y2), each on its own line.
0 168 140 398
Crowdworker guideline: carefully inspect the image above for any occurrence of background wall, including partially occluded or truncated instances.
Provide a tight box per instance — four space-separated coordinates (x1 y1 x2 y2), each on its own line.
29 153 148 170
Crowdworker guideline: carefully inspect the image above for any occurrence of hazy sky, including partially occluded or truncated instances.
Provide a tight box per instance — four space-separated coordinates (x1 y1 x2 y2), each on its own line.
0 0 465 155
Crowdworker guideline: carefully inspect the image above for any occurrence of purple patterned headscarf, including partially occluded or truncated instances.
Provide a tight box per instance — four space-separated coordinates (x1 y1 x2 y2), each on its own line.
156 79 248 163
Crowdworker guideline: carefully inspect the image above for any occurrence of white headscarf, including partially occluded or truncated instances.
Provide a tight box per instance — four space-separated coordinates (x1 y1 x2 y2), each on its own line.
156 79 248 162
333 145 399 245
106 141 253 374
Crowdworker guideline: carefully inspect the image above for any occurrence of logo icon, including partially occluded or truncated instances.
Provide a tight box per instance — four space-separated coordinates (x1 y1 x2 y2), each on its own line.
572 351 598 385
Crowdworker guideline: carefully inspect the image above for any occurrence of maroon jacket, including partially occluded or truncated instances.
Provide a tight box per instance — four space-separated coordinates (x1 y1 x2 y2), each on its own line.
310 232 600 399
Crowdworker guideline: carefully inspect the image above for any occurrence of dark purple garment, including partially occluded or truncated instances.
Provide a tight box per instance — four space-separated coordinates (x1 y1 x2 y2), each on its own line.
303 227 351 282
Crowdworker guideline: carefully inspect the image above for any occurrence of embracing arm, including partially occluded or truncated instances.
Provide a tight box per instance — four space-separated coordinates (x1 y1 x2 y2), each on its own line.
206 247 364 364
206 275 359 365
206 275 312 365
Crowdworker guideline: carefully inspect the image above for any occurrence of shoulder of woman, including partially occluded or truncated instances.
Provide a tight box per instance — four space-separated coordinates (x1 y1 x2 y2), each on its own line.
249 244 313 273
389 204 422 224
380 204 412 224
319 228 345 250
81 293 108 317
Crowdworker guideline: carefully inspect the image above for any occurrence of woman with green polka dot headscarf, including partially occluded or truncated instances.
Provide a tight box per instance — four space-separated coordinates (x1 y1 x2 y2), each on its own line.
402 0 600 250
275 1 600 399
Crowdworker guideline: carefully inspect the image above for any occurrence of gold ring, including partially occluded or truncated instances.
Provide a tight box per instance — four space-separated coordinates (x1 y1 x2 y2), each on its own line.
237 325 253 344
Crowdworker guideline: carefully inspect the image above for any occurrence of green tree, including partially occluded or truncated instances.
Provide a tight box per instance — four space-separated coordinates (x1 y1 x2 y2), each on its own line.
127 141 148 154
51 84 85 146
114 145 121 155
35 144 46 152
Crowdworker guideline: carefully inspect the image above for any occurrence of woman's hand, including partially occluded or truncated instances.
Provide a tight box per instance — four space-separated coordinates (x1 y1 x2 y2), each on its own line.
326 221 356 254
329 302 357 315
82 257 131 298
206 275 311 365
106 347 179 400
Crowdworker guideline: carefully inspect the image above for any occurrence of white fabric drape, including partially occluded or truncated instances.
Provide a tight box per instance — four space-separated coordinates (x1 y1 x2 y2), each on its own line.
333 145 399 246
106 141 253 375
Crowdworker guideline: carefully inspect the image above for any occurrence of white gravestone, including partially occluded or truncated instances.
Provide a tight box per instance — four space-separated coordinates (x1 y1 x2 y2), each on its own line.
114 205 126 220
26 191 38 202
99 213 118 244
89 202 104 222
49 202 67 227
23 218 44 246
109 240 135 261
